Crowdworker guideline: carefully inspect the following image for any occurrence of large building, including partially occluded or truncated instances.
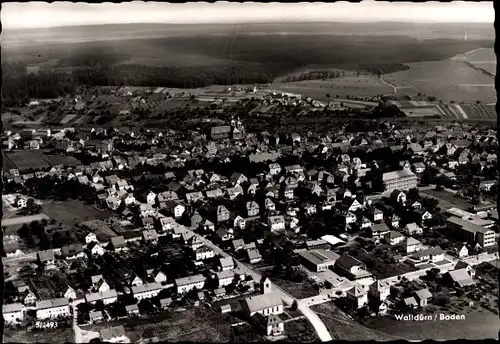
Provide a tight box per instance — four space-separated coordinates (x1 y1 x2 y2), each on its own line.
446 216 496 248
298 249 340 272
36 298 71 320
382 170 418 192
210 126 231 140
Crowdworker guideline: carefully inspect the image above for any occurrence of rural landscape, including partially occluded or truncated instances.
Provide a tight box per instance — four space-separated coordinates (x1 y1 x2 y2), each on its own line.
2 2 498 344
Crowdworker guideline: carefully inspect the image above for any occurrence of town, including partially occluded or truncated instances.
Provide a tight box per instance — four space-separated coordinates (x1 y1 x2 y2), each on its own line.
2 84 499 343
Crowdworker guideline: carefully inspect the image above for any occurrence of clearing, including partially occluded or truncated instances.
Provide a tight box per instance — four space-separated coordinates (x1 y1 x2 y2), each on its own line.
3 326 74 343
42 200 108 225
420 189 472 210
384 58 495 104
272 76 393 101
311 302 400 341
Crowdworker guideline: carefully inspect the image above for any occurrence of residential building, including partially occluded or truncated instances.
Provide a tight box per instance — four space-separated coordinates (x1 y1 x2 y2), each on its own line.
216 270 235 288
384 231 405 246
334 254 372 280
175 275 206 294
413 289 432 307
346 285 368 309
219 257 235 271
85 290 118 305
132 283 162 301
368 280 390 302
268 215 286 231
36 298 71 320
3 303 24 325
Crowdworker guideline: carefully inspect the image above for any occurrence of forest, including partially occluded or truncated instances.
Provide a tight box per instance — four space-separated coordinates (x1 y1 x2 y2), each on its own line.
2 34 492 105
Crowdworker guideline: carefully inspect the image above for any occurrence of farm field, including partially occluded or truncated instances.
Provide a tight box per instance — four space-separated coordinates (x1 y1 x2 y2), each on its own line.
42 200 108 225
83 308 231 342
385 59 495 104
4 327 74 343
361 310 499 340
3 151 82 172
463 48 496 75
272 76 393 101
311 303 400 341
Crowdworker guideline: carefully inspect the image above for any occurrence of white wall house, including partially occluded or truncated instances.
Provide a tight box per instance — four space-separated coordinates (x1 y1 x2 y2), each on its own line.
132 283 162 301
36 298 71 320
175 275 206 294
3 303 24 324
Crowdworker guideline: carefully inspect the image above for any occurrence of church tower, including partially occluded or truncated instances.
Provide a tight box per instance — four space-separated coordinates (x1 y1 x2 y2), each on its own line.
260 276 272 294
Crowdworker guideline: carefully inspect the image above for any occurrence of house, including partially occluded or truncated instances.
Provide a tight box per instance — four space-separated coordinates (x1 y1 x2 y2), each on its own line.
265 198 276 211
110 236 127 251
251 313 285 337
21 289 37 305
412 162 426 174
130 275 144 287
346 285 368 309
146 191 157 205
64 286 77 300
142 230 159 244
85 232 98 244
232 239 246 251
241 292 284 317
390 214 401 228
344 198 363 212
61 244 86 260
89 310 105 324
390 190 407 205
36 298 71 320
85 290 118 305
443 268 476 288
194 245 216 261
400 237 422 254
384 231 405 246
3 303 24 325
334 254 372 280
91 275 110 292
404 223 423 236
125 304 140 316
370 207 384 222
268 215 286 231
454 261 476 277
230 172 248 185
247 248 263 264
246 201 260 217
219 304 232 314
219 257 235 271
163 201 186 218
368 280 390 302
450 243 469 258
403 297 419 309
175 274 206 294
479 180 497 192
216 270 235 288
216 228 234 242
298 249 340 272
132 283 162 301
413 209 433 224
159 298 173 310
37 250 56 268
216 205 230 223
269 163 282 175
100 325 130 343
413 289 432 307
89 242 106 256
370 223 390 239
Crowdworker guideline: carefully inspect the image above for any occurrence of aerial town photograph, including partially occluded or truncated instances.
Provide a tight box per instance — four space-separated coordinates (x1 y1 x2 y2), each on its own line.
1 1 498 343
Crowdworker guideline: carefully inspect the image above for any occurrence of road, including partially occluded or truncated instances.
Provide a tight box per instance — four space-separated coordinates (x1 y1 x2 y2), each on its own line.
380 75 397 95
197 234 333 342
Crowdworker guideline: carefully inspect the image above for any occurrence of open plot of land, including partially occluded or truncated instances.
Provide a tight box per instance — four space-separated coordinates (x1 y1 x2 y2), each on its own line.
4 327 74 343
272 76 393 101
83 308 230 342
464 48 496 75
361 310 499 340
311 302 401 341
269 277 318 299
42 200 107 224
385 59 495 103
420 189 472 210
3 151 82 172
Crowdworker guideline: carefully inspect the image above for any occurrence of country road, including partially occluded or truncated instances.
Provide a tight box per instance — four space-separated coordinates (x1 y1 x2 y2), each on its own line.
379 75 397 95
198 234 333 342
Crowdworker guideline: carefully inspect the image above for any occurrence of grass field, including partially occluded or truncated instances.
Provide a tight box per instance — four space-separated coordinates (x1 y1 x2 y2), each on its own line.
361 310 499 340
269 278 318 299
272 76 393 101
83 308 230 342
3 151 82 172
385 58 495 104
311 303 400 341
42 200 107 224
4 326 74 343
420 189 472 210
464 48 496 75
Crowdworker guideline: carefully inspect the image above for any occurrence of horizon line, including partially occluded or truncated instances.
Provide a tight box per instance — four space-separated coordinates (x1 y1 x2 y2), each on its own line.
3 20 493 31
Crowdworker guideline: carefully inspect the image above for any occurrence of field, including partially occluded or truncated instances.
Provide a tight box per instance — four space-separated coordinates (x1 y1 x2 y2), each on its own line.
83 308 231 342
4 326 74 343
311 303 400 341
3 151 82 172
463 48 496 76
420 189 472 210
42 200 107 225
269 277 319 299
361 310 499 340
272 76 393 101
385 58 495 104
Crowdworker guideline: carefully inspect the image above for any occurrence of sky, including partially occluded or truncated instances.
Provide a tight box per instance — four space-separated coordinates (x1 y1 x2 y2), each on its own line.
2 1 494 30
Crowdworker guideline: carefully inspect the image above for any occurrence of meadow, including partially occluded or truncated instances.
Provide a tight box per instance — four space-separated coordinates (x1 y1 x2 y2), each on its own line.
385 58 495 104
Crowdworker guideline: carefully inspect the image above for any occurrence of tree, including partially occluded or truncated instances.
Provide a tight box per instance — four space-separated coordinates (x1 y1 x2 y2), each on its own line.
326 93 331 98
